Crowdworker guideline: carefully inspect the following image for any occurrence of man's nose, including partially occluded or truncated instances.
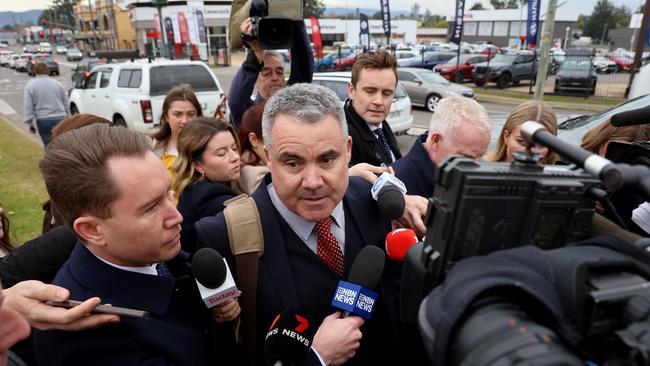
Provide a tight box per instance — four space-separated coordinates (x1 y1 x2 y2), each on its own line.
301 165 323 190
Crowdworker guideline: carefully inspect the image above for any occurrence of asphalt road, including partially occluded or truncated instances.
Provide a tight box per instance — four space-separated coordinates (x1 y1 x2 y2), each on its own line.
0 53 596 154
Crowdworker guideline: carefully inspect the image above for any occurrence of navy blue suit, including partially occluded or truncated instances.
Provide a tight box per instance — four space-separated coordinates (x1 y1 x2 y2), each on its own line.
195 174 402 365
33 244 221 366
392 134 436 198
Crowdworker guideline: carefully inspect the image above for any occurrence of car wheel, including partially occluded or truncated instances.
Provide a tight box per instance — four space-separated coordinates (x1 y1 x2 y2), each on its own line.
474 80 485 87
70 104 79 115
453 72 463 83
497 74 511 89
114 116 127 128
425 94 441 112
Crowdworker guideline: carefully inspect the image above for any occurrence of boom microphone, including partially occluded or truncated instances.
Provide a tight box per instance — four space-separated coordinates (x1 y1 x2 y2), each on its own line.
192 248 241 308
264 309 316 366
331 245 385 319
385 228 419 261
610 106 650 127
371 172 407 220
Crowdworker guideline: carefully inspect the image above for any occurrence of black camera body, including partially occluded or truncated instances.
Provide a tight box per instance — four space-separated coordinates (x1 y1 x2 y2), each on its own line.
247 0 299 49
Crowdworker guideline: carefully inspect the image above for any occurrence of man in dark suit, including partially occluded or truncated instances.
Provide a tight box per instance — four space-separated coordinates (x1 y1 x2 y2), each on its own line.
196 84 406 365
33 124 240 366
346 51 402 166
393 96 492 197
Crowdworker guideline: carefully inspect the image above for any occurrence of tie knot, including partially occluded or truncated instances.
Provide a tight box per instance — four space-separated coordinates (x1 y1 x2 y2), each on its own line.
156 262 173 278
373 128 385 138
314 217 333 236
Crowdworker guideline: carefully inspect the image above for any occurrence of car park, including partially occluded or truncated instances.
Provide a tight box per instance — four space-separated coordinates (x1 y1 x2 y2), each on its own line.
472 52 536 88
397 67 474 112
332 53 357 71
314 52 351 72
557 93 650 146
66 48 83 61
434 54 490 83
68 59 225 133
27 54 60 76
56 45 68 54
399 51 456 69
312 71 413 134
553 59 596 95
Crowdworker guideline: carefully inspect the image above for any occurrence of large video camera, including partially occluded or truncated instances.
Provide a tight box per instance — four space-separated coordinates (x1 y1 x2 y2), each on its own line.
404 114 650 365
230 0 303 49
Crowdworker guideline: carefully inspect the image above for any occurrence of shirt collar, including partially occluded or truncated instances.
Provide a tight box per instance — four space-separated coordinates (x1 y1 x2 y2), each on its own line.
91 251 158 276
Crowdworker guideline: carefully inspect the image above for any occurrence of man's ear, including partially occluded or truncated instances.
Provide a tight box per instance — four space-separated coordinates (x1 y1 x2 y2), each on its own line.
428 131 442 151
346 136 352 163
347 82 355 101
73 216 107 248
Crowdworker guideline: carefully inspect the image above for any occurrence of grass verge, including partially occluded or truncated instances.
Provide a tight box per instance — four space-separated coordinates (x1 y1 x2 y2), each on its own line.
0 117 47 244
473 87 622 107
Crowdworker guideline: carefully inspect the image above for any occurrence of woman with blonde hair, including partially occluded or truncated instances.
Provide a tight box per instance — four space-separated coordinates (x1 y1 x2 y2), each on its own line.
581 119 650 156
149 85 202 176
485 100 558 164
172 117 240 255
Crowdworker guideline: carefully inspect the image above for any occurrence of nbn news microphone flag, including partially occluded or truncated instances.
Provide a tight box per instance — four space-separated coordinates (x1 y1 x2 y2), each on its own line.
331 280 378 319
450 0 465 45
527 0 541 47
380 0 391 41
359 13 370 50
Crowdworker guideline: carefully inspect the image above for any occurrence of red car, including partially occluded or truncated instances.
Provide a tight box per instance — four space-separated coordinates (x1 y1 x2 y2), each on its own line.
434 54 492 83
333 53 357 71
608 56 633 72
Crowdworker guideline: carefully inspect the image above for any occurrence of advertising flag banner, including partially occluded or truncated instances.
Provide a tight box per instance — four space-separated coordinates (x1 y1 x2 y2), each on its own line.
450 0 465 45
171 14 182 44
359 13 370 50
310 16 323 59
380 0 391 41
153 13 161 40
526 0 541 47
177 12 190 44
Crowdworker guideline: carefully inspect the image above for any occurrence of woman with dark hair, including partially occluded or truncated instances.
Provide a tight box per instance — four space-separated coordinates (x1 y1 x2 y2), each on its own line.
0 205 15 257
149 85 203 177
171 117 241 255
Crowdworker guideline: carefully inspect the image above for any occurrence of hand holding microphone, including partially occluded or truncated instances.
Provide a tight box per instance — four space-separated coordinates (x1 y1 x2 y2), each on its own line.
192 248 242 322
264 309 316 366
312 312 364 366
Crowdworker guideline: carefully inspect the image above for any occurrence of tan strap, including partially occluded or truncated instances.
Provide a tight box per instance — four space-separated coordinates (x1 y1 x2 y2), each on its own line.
235 252 259 366
224 194 264 257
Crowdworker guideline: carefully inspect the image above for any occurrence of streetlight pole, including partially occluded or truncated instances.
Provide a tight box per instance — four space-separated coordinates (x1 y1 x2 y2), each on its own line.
534 0 558 100
564 26 570 49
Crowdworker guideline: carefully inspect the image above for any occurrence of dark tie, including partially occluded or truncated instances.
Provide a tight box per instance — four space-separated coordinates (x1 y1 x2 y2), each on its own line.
314 217 344 277
156 262 173 278
373 128 394 163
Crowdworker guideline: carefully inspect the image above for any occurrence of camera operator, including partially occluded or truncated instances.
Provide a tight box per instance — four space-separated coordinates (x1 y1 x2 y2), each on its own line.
228 17 313 129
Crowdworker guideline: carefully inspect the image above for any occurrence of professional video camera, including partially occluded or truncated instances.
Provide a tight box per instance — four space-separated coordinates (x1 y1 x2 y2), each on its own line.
402 109 650 365
230 0 303 49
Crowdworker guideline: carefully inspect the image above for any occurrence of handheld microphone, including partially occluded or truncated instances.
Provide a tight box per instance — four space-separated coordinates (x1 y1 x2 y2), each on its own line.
192 248 241 308
610 106 650 127
264 309 316 366
331 245 385 319
371 172 407 220
385 228 418 261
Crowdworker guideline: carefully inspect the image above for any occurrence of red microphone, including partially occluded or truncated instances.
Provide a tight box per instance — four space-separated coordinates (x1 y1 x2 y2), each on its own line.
385 228 418 261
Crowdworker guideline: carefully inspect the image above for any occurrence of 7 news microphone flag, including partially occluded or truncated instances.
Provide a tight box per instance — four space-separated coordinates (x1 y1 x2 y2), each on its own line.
380 0 391 44
359 13 370 51
527 0 541 47
309 16 323 59
450 0 465 45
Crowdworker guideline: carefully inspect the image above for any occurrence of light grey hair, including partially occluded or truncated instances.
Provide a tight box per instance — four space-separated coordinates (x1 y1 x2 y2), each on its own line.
262 50 283 64
262 83 348 149
427 96 492 141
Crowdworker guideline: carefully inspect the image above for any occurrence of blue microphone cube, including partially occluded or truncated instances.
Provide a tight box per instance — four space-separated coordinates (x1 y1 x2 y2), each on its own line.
331 280 378 319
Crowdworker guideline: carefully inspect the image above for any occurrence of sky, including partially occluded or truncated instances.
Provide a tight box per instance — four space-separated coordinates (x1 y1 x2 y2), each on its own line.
1 0 644 17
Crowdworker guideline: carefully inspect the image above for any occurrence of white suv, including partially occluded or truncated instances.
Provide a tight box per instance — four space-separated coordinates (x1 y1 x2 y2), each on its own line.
312 72 413 134
69 59 225 133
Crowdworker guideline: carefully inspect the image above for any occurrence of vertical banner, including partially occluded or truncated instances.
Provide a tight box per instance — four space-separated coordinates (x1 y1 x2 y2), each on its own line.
177 12 190 44
171 14 182 44
194 8 208 61
164 17 176 58
186 10 199 45
310 16 323 59
359 13 370 51
380 0 391 44
450 0 465 45
153 13 161 40
526 0 541 47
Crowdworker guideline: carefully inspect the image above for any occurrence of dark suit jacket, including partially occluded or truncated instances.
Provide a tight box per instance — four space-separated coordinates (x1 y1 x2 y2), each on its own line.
195 174 403 365
177 180 237 256
33 244 221 366
345 101 402 167
392 134 436 198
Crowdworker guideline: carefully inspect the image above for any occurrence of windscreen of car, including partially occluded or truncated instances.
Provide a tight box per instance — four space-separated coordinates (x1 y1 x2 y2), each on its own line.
150 65 218 96
559 94 650 130
560 60 592 70
490 54 517 64
417 71 450 85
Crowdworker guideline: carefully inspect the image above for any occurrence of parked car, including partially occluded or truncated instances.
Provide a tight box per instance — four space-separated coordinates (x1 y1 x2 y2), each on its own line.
0 50 13 67
312 71 413 134
314 52 351 72
394 50 420 66
607 56 633 72
68 59 225 132
23 44 39 53
7 54 20 69
332 53 357 71
472 52 537 88
434 54 490 83
27 54 60 76
397 68 474 112
399 51 456 69
66 48 83 61
38 42 52 54
558 93 650 146
592 56 618 73
15 54 33 72
56 45 68 54
553 59 597 95
71 59 109 83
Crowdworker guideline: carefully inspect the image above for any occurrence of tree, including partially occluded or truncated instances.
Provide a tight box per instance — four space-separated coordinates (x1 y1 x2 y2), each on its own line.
470 2 486 10
410 3 421 19
582 0 631 43
38 0 77 30
2 25 16 30
490 0 519 9
304 0 325 18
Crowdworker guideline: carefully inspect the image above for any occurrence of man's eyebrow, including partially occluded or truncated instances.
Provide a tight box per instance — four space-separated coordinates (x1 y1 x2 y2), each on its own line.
137 184 171 211
278 151 303 161
318 149 340 159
